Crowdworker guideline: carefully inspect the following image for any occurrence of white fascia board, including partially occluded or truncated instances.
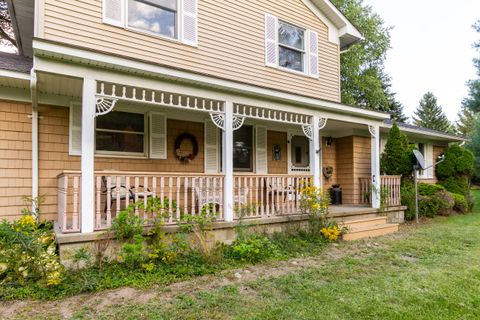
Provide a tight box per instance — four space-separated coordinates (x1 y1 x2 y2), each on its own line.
0 69 31 81
381 124 468 143
33 40 389 122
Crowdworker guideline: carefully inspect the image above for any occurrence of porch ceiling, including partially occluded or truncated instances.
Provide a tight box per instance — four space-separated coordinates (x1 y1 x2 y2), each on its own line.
37 72 83 98
321 119 370 138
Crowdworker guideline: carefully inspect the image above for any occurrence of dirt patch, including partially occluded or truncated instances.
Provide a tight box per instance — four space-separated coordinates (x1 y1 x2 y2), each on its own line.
0 226 413 320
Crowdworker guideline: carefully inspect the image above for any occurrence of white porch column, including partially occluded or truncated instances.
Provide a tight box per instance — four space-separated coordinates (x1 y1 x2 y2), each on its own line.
310 115 321 188
81 78 96 233
370 125 381 209
223 101 234 222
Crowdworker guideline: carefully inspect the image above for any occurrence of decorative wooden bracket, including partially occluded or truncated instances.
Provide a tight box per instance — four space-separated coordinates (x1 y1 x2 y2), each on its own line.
95 98 118 117
209 113 245 131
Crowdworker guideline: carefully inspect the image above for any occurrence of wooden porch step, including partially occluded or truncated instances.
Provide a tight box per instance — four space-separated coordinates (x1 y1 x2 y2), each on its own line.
342 223 399 241
339 216 388 229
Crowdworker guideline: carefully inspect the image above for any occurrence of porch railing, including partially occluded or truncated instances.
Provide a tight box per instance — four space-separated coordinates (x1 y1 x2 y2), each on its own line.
57 171 312 233
359 175 402 207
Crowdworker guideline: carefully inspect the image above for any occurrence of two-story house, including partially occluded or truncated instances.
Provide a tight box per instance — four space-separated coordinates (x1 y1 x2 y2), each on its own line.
0 0 466 243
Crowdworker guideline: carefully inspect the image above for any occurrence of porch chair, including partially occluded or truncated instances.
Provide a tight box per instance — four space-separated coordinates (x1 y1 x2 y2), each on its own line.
266 177 297 212
101 176 154 213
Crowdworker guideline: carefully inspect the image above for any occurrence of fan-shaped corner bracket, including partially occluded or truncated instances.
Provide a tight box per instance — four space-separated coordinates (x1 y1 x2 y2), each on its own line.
95 97 118 117
318 118 328 130
209 113 245 131
302 125 313 140
368 125 377 138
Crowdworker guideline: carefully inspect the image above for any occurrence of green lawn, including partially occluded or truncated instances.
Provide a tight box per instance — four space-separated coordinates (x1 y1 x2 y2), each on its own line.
67 190 480 319
5 191 480 319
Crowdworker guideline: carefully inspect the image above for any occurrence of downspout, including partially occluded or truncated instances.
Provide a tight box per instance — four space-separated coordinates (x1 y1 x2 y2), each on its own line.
30 69 39 213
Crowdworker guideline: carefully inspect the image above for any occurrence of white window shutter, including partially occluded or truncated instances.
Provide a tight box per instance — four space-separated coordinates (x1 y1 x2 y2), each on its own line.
265 14 278 67
103 0 124 27
380 136 387 154
307 29 319 78
149 112 167 159
182 0 198 46
69 102 82 156
204 120 219 173
255 126 268 174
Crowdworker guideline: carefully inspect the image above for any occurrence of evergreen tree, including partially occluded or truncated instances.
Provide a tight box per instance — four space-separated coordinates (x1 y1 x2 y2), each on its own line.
413 92 453 133
386 89 408 123
380 122 414 178
463 20 480 113
456 106 477 137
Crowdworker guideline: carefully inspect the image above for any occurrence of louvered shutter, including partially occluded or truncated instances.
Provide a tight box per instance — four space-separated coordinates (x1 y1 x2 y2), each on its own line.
204 120 219 173
255 126 268 174
307 29 319 78
103 0 124 27
182 0 198 46
265 14 278 67
69 102 82 156
149 112 167 159
380 136 387 154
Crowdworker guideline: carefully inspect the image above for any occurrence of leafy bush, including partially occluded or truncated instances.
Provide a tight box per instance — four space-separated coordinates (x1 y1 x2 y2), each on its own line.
401 181 416 220
380 123 415 178
110 205 144 240
298 181 330 237
0 215 63 287
117 234 146 269
436 145 474 180
418 183 445 196
419 190 454 217
320 222 344 241
439 176 470 197
453 193 469 214
225 233 279 263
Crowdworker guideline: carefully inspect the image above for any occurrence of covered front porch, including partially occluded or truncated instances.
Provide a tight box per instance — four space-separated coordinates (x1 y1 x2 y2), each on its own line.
48 78 398 234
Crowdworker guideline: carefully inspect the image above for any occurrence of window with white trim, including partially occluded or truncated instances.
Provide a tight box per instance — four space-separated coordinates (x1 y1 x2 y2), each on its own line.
103 0 198 45
265 14 319 78
278 21 305 72
128 0 178 39
96 111 147 155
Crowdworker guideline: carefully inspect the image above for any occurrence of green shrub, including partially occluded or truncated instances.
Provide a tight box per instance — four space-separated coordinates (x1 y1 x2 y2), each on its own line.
380 123 415 177
117 234 146 269
453 194 469 214
436 145 474 180
439 176 470 196
419 190 455 217
0 215 63 287
225 233 279 263
418 183 446 196
401 181 416 220
111 205 144 240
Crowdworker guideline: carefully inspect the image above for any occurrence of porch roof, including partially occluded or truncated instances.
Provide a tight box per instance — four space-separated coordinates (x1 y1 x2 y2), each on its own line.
382 119 468 143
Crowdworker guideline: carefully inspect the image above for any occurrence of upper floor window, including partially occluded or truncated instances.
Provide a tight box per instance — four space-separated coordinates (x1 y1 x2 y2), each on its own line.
103 0 198 46
278 21 305 72
265 14 319 78
128 0 178 39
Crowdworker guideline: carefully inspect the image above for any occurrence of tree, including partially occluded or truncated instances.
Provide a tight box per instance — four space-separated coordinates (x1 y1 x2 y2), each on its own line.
385 84 408 123
331 0 405 117
463 20 480 113
413 92 453 133
380 122 414 178
0 0 16 49
456 106 476 137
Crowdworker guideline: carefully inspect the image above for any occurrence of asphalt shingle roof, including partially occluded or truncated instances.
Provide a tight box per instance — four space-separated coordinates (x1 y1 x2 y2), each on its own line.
0 51 33 74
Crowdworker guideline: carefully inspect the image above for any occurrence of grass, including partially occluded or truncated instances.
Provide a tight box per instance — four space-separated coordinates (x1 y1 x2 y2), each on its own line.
70 189 480 319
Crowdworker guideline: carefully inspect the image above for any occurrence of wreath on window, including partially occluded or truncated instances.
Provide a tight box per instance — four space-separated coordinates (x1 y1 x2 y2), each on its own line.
175 132 199 163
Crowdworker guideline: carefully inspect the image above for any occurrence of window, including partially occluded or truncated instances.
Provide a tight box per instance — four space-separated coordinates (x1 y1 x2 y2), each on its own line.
233 125 253 171
128 0 177 38
96 111 146 155
291 135 309 169
278 21 305 72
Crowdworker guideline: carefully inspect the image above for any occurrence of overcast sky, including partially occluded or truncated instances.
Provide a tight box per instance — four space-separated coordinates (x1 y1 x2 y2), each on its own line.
363 0 480 123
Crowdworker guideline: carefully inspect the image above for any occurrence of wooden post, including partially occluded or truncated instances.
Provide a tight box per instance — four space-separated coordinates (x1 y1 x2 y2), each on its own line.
310 115 321 189
80 78 96 233
370 125 381 209
223 101 234 221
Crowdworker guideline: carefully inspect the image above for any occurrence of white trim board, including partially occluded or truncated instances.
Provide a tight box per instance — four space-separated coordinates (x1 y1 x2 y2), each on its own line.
32 40 389 122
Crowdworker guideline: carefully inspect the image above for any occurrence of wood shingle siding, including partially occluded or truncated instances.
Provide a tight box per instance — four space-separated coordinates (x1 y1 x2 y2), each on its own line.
42 0 340 101
0 101 32 221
